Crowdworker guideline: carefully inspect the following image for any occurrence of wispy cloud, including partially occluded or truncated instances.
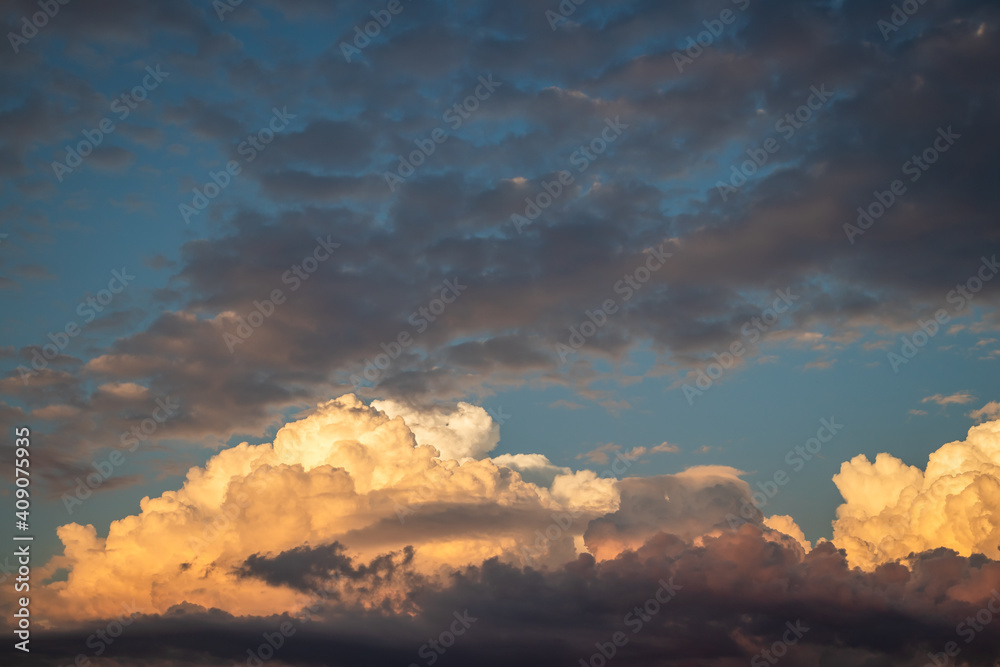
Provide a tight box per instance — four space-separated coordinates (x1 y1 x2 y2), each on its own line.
577 441 680 464
922 392 975 406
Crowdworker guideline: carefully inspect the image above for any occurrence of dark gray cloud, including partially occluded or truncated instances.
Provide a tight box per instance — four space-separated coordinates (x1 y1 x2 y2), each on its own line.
6 529 1000 666
1 0 998 499
236 542 417 592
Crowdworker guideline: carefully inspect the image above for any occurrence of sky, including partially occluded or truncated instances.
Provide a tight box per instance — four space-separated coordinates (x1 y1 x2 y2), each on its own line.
0 0 999 665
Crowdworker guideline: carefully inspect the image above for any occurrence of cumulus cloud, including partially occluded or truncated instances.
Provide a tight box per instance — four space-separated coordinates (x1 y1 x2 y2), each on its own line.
6 397 1000 666
487 452 619 513
26 395 624 624
763 514 812 553
832 418 1000 570
490 452 569 485
370 399 499 460
583 466 758 560
18 395 804 628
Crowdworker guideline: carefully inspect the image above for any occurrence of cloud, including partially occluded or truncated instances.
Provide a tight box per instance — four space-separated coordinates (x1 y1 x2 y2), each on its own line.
763 515 811 553
370 399 499 460
5 0 1000 460
922 392 976 406
7 396 1000 666
490 453 569 486
12 526 1000 667
583 465 756 561
15 395 812 626
2 1 999 659
235 541 417 593
648 441 680 454
6 0 997 439
970 401 1000 422
832 417 1000 570
577 441 677 466
577 443 622 465
26 395 622 623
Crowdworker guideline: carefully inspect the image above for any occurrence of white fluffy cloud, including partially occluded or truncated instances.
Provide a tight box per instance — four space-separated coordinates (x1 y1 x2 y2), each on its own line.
763 515 812 552
32 395 620 625
371 399 499 460
27 394 1000 629
832 418 1000 570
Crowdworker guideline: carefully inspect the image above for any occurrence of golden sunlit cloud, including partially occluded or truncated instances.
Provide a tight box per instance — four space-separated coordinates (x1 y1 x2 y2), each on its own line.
18 394 1000 632
31 395 623 625
832 418 1000 570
